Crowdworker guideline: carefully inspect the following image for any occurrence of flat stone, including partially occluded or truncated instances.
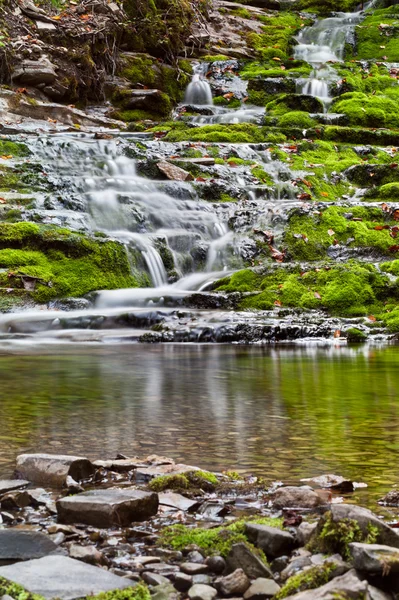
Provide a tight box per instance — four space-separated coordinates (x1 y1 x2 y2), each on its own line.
0 480 29 495
272 486 324 510
135 463 199 483
157 161 194 182
188 584 217 600
350 542 399 575
16 454 95 487
36 20 56 30
245 524 296 559
0 530 59 563
301 474 354 493
0 555 131 600
180 562 209 575
68 544 105 566
11 60 57 86
141 572 170 586
283 569 367 599
92 458 143 472
243 578 281 599
57 488 158 527
215 568 250 596
159 492 199 512
226 543 273 579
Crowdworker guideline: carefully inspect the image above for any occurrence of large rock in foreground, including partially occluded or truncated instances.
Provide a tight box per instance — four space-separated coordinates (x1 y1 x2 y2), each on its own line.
0 530 59 564
0 555 131 600
284 569 369 599
245 524 296 559
16 454 95 487
350 542 399 576
57 488 159 527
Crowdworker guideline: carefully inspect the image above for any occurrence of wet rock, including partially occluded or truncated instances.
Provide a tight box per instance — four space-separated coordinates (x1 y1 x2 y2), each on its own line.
159 492 200 512
49 533 66 546
215 568 250 596
350 542 399 575
135 463 199 483
282 569 368 599
226 543 273 579
173 573 193 592
243 578 281 599
1 490 31 510
65 476 84 494
181 562 209 575
272 487 324 510
205 555 226 574
0 480 30 494
188 584 217 600
92 458 142 472
245 524 296 559
57 488 159 527
296 522 317 547
12 59 57 86
68 544 106 566
0 530 59 564
16 454 95 487
157 161 194 182
247 78 295 96
379 490 399 506
313 505 399 550
142 572 171 586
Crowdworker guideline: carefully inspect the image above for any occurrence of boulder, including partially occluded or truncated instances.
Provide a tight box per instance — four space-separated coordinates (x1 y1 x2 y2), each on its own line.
283 569 368 599
313 505 399 550
135 463 199 482
226 544 273 579
243 578 281 599
0 555 131 600
57 488 158 527
379 490 399 506
272 486 324 510
188 584 217 600
0 480 30 495
157 161 194 182
350 542 399 575
16 454 95 487
215 568 250 596
296 522 317 546
0 530 59 564
12 59 57 86
245 524 296 559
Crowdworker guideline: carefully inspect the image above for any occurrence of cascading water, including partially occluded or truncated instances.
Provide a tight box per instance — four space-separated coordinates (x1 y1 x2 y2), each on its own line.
184 64 213 105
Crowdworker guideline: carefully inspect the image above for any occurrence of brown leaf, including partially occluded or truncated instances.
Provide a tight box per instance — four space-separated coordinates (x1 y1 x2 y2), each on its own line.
314 292 321 299
274 300 282 307
268 244 285 262
389 245 399 252
374 225 390 230
327 229 335 236
334 329 341 338
297 192 312 200
368 315 377 322
393 209 399 221
382 202 390 212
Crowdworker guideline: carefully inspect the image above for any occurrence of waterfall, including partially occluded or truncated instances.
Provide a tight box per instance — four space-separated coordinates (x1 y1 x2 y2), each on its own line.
184 63 213 105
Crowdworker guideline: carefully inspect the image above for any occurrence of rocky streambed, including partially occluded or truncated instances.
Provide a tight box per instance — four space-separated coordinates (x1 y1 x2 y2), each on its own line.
2 452 399 599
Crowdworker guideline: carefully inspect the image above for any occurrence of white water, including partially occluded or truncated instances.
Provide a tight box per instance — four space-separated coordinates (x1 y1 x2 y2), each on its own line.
184 73 213 105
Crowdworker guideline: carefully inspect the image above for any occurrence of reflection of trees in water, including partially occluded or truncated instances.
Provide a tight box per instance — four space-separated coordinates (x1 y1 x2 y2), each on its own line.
2 345 399 500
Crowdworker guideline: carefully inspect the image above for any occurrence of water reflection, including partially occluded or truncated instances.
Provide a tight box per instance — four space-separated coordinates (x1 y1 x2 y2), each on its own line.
1 344 399 505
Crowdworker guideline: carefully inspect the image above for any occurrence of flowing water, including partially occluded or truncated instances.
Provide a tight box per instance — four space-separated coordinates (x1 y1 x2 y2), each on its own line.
1 343 399 506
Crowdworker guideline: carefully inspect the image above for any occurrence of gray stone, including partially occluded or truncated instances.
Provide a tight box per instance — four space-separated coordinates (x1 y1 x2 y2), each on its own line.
181 562 209 575
173 573 193 592
151 583 179 600
301 474 354 493
215 568 250 596
0 555 131 599
205 555 226 574
350 542 399 575
192 575 212 585
313 505 399 550
368 586 393 600
188 584 217 600
0 480 29 495
280 556 312 581
187 551 205 563
283 569 368 599
270 556 289 573
68 544 106 566
226 543 273 579
296 522 317 547
245 524 296 559
135 463 199 483
142 572 170 586
11 60 57 87
243 578 281 599
157 161 194 182
36 20 56 30
57 488 158 527
272 487 324 510
92 458 142 472
16 454 95 487
159 492 199 512
0 530 59 563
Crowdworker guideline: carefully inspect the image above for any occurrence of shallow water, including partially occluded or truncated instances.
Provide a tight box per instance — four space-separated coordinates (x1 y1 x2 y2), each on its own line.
2 343 399 506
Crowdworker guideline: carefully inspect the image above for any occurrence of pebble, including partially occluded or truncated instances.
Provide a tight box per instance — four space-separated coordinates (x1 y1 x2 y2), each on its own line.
181 562 209 575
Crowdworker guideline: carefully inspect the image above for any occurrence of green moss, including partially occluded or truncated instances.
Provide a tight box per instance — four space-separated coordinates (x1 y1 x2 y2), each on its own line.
310 512 379 560
346 328 367 343
164 123 267 143
0 141 30 157
298 0 358 14
89 585 151 600
275 562 337 599
356 6 399 62
279 111 316 129
332 92 399 129
213 96 242 109
149 474 190 491
158 516 282 557
246 12 304 62
202 54 231 62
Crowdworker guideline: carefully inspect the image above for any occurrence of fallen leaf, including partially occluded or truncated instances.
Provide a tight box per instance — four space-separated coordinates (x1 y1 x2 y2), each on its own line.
274 300 282 307
368 315 377 321
321 191 329 197
314 292 321 299
334 329 341 338
327 229 335 236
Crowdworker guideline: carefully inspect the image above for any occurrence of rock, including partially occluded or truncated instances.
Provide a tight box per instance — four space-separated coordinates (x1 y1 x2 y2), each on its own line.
296 522 317 547
92 458 142 472
0 556 132 599
245 524 296 559
301 474 354 493
12 59 57 86
243 578 281 599
1 491 31 510
282 569 368 599
135 463 199 482
152 583 179 600
36 20 57 30
16 454 95 487
173 573 193 592
141 572 170 586
368 586 393 600
68 544 106 566
159 492 199 512
188 584 217 600
65 476 84 494
226 543 273 579
379 490 399 506
57 488 158 527
272 487 325 510
0 480 30 495
280 556 312 581
187 551 205 563
0 530 59 564
180 562 209 575
247 77 295 96
192 575 212 585
157 161 194 182
215 568 250 596
350 542 399 575
270 556 289 573
313 505 399 550
205 555 226 574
